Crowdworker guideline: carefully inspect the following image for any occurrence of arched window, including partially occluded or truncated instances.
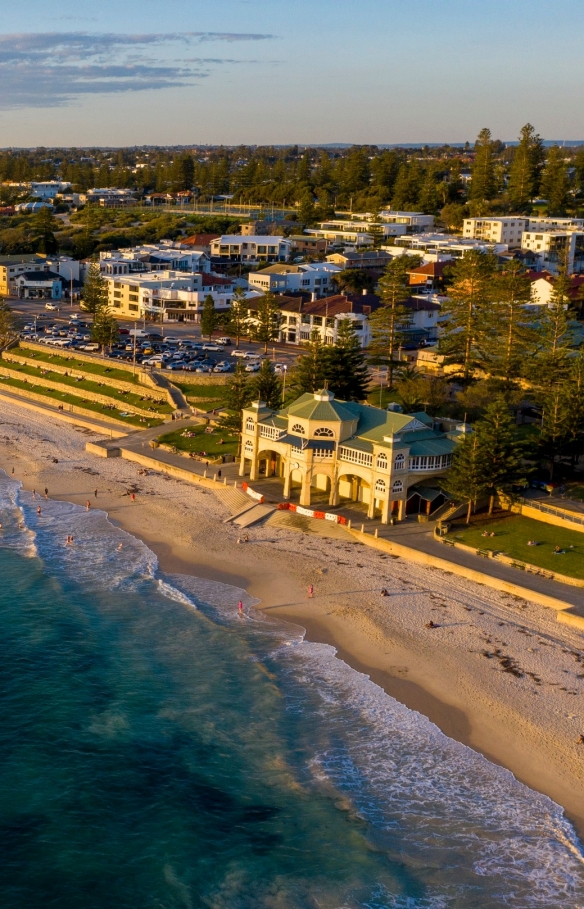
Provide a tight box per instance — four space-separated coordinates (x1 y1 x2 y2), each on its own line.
291 423 305 435
392 479 404 494
376 452 388 470
314 427 334 438
244 440 254 454
375 478 386 494
394 453 405 470
245 417 254 433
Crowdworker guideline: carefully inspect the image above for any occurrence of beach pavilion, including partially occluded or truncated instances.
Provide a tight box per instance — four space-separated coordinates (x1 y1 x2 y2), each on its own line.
240 389 463 523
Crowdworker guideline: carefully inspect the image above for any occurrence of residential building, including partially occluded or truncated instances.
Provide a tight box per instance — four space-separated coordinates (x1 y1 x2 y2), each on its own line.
529 272 584 308
14 201 54 213
29 181 71 200
81 188 138 207
210 235 291 263
384 234 508 260
274 293 380 346
100 244 210 276
179 234 221 255
240 389 459 521
248 263 341 297
379 210 435 233
463 217 528 248
326 250 392 271
407 260 450 292
0 255 62 296
105 270 235 322
527 217 584 231
13 271 63 300
521 230 584 274
289 235 328 256
306 219 407 247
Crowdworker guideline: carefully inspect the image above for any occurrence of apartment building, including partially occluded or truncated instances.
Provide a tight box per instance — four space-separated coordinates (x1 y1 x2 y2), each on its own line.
289 235 329 256
100 244 210 276
384 234 508 261
105 270 235 322
247 263 341 296
521 231 584 274
527 217 584 231
0 254 78 296
305 220 407 247
463 217 528 248
210 235 291 263
273 293 380 346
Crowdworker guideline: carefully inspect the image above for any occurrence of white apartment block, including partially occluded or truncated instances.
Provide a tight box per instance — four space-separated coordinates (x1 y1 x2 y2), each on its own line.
100 244 210 276
379 210 435 232
521 231 584 274
210 235 291 263
247 262 341 296
384 234 508 261
306 220 407 248
29 181 71 200
105 270 236 322
527 217 584 231
463 217 528 248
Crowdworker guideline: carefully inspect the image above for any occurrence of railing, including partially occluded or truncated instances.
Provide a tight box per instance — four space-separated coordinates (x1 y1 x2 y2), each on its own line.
517 496 584 527
259 425 285 441
338 446 373 468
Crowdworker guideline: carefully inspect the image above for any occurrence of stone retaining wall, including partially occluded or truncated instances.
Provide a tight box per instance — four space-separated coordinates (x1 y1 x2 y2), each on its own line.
0 386 136 431
0 365 163 419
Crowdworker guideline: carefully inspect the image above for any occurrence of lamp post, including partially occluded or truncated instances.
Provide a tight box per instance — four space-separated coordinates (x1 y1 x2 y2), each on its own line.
282 364 287 404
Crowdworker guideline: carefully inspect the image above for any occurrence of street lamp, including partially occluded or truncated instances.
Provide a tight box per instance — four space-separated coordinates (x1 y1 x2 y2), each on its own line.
282 364 287 404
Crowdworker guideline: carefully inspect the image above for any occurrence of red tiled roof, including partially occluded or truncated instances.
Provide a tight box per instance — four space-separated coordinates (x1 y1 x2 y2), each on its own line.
182 234 221 246
201 274 233 287
407 261 449 278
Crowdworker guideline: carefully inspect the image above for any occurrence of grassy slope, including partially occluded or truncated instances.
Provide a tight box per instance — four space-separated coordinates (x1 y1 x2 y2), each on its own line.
158 424 238 457
447 514 584 580
17 348 142 384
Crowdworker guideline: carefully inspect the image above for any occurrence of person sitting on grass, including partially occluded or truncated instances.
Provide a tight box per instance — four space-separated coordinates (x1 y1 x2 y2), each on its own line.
553 545 564 554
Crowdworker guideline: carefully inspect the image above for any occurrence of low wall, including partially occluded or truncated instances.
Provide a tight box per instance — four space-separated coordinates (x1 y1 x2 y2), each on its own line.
497 493 584 535
0 365 161 419
169 373 230 386
0 387 131 434
347 527 584 632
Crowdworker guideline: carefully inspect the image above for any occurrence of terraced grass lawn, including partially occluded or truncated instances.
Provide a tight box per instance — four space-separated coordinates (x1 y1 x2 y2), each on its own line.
0 374 163 428
16 347 142 384
158 424 238 457
447 514 584 580
2 360 172 415
170 381 231 411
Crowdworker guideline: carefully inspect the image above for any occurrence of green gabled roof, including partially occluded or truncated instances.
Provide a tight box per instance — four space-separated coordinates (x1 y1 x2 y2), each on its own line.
409 411 434 427
286 391 357 423
408 438 456 457
259 413 288 430
339 437 373 453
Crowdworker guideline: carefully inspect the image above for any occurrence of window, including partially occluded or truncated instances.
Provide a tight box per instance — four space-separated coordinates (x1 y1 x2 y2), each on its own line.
394 453 405 470
375 478 386 494
392 479 404 494
129 304 139 312
129 285 138 293
246 417 254 433
314 427 334 438
376 452 388 470
129 294 139 303
244 440 254 454
291 423 305 435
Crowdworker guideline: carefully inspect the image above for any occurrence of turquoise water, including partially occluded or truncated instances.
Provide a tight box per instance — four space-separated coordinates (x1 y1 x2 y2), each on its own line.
0 473 583 907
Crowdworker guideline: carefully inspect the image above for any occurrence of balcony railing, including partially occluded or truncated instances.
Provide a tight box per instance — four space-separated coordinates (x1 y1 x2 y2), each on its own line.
259 425 285 441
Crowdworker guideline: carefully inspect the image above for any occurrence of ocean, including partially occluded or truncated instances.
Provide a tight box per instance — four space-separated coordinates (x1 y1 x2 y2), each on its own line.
0 471 583 908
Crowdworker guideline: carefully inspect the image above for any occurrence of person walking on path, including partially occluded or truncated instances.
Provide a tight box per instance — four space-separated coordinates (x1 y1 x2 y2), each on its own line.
308 584 314 598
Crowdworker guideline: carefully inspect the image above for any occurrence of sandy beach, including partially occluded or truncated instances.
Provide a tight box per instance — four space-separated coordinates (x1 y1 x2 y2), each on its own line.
2 401 584 839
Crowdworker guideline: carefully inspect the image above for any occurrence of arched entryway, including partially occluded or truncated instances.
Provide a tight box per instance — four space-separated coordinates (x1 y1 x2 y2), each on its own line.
337 472 372 507
257 448 284 479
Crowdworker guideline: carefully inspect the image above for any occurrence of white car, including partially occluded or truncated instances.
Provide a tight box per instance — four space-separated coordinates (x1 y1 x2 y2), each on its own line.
245 361 261 373
79 342 99 351
231 350 249 358
202 343 223 351
273 363 287 375
44 302 58 310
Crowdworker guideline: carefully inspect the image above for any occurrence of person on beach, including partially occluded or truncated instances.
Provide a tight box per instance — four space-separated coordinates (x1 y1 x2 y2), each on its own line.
117 543 123 551
86 500 91 510
308 584 314 598
381 588 389 596
44 488 48 498
37 506 41 516
32 490 36 499
94 489 98 498
131 492 136 502
11 468 14 475
238 600 243 616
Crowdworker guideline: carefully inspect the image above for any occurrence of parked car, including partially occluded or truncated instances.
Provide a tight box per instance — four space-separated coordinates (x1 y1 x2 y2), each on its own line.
530 479 559 494
202 343 223 352
273 363 286 375
245 361 261 373
44 302 58 310
216 337 232 346
231 350 249 358
213 362 233 373
79 342 99 351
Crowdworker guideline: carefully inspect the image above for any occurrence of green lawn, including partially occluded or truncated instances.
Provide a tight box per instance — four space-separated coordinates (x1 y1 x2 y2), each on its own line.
170 381 231 410
367 385 401 409
16 347 142 384
447 514 584 579
2 360 172 415
565 483 584 502
0 374 163 428
158 424 238 457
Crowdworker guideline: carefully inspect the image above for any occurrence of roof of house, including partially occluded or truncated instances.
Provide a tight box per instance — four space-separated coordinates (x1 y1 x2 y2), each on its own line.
180 234 221 247
17 270 62 281
277 293 381 317
252 264 303 275
0 255 45 266
285 390 357 422
404 296 441 312
408 261 449 278
200 274 233 287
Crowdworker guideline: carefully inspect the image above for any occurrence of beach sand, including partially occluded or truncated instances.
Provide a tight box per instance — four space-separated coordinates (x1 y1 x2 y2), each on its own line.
2 401 584 839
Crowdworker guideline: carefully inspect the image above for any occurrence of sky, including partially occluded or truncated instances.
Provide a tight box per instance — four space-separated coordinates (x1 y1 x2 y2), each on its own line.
1 0 584 147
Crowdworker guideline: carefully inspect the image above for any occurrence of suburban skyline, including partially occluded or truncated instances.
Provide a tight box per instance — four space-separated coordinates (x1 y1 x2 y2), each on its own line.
2 0 584 147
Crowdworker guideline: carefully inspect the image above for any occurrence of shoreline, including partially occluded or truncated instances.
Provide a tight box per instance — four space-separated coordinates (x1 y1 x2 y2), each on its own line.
2 404 584 842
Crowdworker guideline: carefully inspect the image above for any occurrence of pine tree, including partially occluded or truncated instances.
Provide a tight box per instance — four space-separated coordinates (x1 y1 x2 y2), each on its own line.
482 260 537 387
90 307 119 351
561 351 584 466
368 205 384 248
219 362 254 437
417 169 439 213
533 267 575 389
508 123 545 210
33 206 59 255
540 146 569 216
443 432 490 524
0 298 14 345
439 250 497 382
82 258 108 314
291 337 331 395
538 386 570 480
369 257 413 387
470 128 496 202
250 359 282 409
473 397 526 513
326 319 369 401
250 293 281 352
227 286 249 349
200 294 218 340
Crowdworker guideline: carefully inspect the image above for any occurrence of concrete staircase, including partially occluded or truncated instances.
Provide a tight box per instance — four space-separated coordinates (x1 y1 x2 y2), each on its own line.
232 503 275 528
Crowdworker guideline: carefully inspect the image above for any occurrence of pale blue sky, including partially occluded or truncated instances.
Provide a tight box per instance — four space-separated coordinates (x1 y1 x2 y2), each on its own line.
1 0 583 146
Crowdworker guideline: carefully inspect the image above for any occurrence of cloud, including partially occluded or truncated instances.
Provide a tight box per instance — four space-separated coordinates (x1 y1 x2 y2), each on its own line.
0 31 275 107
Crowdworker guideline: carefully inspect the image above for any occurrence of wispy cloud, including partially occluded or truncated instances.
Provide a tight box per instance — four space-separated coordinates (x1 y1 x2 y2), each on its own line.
0 31 275 107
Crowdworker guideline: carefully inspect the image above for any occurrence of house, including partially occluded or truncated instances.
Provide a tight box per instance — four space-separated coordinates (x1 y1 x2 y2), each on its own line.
99 244 210 276
105 270 235 322
463 217 528 248
179 234 221 255
240 389 460 522
326 250 392 271
274 293 381 346
29 181 71 200
529 272 584 308
210 235 291 264
248 262 341 297
384 234 508 261
13 271 63 300
407 260 450 292
289 235 328 256
81 188 137 207
306 219 406 247
0 255 47 295
521 230 584 274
